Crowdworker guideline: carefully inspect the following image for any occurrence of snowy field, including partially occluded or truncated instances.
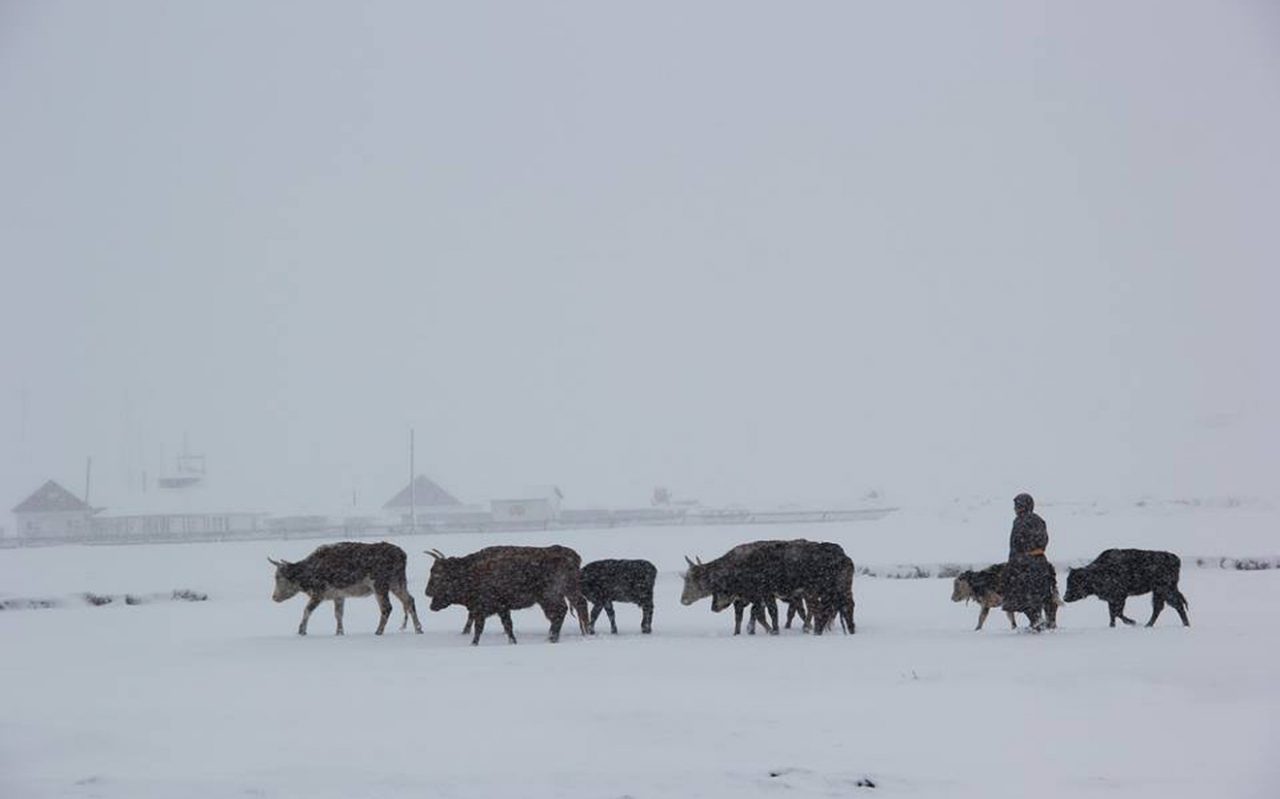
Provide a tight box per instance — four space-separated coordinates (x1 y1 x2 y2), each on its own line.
2 502 1278 799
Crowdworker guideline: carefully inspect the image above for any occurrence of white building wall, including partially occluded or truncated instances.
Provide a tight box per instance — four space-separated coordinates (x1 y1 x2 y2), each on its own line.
491 498 556 523
14 510 92 540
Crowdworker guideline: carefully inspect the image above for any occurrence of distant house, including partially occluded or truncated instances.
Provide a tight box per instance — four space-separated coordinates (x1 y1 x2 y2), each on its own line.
11 480 96 540
382 475 468 526
491 486 563 525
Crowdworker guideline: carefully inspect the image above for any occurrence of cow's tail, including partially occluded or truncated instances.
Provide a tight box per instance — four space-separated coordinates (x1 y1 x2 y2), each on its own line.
564 589 590 636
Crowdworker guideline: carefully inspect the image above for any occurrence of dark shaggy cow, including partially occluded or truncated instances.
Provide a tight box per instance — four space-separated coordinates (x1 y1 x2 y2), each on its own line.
683 539 855 636
787 541 855 636
683 540 787 634
1064 549 1190 627
580 559 657 634
269 541 422 636
425 545 590 645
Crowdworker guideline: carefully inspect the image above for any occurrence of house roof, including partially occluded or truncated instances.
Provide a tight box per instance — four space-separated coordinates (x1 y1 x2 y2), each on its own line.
383 476 461 509
12 480 92 514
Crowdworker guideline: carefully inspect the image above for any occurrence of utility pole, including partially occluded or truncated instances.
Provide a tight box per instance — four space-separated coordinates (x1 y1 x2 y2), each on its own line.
84 456 93 506
409 428 417 534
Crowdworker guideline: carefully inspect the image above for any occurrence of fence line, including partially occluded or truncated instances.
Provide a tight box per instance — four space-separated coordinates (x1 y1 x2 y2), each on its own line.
0 507 898 549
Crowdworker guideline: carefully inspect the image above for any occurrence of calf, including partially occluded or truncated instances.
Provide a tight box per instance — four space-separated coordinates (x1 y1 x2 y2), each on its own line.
1064 549 1190 627
951 563 1017 630
581 559 657 634
269 541 422 636
425 545 590 645
951 562 1061 631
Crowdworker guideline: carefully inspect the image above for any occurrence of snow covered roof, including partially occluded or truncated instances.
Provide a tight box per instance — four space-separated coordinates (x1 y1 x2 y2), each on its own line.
12 480 92 514
382 476 462 509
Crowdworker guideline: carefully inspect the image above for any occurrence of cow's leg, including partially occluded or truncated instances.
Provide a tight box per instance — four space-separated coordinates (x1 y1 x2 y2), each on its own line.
1170 589 1191 626
640 600 653 634
497 609 517 644
751 601 774 635
588 601 605 634
765 598 780 635
392 584 423 633
1006 610 1017 629
374 589 393 635
1043 599 1058 630
733 600 746 635
975 605 989 631
333 597 345 636
604 600 618 634
298 596 323 635
470 612 486 645
796 597 815 632
543 599 568 643
797 597 812 632
814 601 832 637
1107 599 1135 626
462 616 473 635
1025 609 1043 631
1147 593 1166 627
571 592 591 636
833 595 852 634
1113 598 1136 626
824 599 841 635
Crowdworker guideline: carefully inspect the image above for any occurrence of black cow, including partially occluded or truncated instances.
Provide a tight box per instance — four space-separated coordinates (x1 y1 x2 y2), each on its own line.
269 541 422 636
683 540 787 634
786 540 855 636
1064 549 1190 627
683 539 855 636
425 545 591 645
580 559 657 634
719 543 855 636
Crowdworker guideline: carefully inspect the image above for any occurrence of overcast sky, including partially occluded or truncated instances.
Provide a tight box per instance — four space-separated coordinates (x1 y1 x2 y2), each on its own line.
3 2 1278 514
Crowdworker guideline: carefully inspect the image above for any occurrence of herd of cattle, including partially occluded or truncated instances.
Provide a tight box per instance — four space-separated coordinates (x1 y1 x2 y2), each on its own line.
268 540 1190 643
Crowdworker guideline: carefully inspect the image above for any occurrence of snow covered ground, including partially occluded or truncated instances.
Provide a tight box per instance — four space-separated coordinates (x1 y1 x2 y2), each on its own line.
2 502 1278 798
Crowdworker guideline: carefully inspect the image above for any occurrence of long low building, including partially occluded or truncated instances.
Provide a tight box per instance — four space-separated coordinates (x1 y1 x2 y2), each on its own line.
92 511 265 538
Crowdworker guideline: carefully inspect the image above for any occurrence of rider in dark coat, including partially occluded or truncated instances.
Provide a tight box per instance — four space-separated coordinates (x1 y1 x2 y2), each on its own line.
1001 493 1057 629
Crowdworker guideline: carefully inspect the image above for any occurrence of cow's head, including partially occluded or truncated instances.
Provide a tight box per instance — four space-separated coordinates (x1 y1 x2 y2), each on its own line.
1063 567 1091 603
951 574 975 603
268 558 299 602
424 549 459 611
680 556 710 605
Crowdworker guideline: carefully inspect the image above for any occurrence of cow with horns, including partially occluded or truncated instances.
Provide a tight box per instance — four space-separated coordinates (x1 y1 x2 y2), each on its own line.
268 541 423 636
425 545 591 645
682 540 856 636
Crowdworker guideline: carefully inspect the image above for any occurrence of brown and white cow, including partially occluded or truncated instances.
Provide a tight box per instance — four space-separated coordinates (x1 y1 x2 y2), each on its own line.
269 541 423 636
951 562 1060 631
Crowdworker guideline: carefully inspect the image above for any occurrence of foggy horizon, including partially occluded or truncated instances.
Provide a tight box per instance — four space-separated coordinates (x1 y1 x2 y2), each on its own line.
4 2 1278 515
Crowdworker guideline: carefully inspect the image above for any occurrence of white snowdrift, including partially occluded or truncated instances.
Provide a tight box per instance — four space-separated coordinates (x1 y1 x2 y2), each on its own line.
1 503 1277 799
